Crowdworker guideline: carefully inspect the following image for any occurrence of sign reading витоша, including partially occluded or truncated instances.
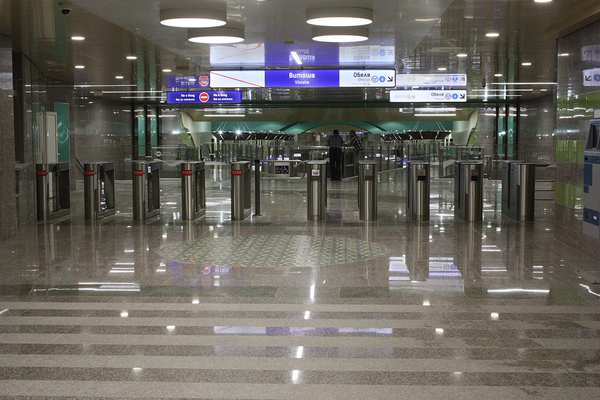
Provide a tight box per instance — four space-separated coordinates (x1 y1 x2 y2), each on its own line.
209 69 396 88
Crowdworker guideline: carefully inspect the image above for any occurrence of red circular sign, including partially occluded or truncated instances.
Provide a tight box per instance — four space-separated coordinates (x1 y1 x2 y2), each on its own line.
199 92 210 102
199 76 209 87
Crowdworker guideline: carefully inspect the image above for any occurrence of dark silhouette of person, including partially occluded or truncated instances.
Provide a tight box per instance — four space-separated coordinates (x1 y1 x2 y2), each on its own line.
326 129 344 180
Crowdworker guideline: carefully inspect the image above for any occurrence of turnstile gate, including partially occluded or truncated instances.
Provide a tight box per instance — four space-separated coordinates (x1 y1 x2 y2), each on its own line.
454 161 483 221
307 160 328 221
504 162 536 221
231 161 252 220
84 162 116 220
181 162 206 221
36 163 70 220
132 161 160 221
358 161 378 221
407 161 430 221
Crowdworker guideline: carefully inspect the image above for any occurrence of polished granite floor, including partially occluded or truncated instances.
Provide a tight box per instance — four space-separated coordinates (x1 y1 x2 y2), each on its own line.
0 166 599 399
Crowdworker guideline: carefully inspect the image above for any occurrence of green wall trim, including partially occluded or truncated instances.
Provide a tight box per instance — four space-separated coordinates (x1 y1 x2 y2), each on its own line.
555 182 583 209
557 91 600 119
556 140 585 164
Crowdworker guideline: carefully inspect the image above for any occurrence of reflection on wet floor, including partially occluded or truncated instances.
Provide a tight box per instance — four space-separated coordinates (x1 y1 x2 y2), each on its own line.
0 168 599 398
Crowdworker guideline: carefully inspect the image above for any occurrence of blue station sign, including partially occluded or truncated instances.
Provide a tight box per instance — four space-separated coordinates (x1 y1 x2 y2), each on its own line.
166 91 242 104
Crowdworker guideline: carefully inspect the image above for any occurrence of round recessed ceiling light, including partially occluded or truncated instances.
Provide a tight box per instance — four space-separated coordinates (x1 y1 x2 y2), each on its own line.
160 2 227 28
306 7 373 27
126 56 137 60
457 53 468 58
188 22 245 44
71 36 85 41
486 32 500 37
312 26 369 43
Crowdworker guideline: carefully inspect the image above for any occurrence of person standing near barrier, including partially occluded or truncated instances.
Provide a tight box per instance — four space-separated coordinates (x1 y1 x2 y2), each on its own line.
326 129 344 180
346 130 364 174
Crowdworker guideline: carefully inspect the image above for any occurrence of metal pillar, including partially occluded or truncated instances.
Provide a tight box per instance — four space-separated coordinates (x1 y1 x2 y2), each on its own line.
307 160 328 221
358 161 378 221
407 161 430 221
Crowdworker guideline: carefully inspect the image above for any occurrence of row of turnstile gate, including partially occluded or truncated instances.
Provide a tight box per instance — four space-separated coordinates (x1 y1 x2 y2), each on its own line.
35 159 536 223
305 160 536 222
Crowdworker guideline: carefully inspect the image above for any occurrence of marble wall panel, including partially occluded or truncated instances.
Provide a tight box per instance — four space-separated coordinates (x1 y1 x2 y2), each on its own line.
0 35 17 241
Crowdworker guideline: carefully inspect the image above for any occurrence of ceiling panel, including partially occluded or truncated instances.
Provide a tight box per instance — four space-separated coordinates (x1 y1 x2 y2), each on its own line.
3 0 600 113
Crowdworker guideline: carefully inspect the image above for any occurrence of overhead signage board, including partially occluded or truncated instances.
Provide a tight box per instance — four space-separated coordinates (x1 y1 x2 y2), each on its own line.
390 90 467 103
339 46 395 65
167 76 210 88
264 43 339 66
210 43 395 67
265 70 339 87
166 91 242 104
210 69 396 88
582 45 600 62
339 70 395 87
583 68 600 86
211 44 266 66
396 73 467 87
210 70 266 88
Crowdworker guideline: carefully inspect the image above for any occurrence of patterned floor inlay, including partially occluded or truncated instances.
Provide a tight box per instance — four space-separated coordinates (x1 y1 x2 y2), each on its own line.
159 235 388 268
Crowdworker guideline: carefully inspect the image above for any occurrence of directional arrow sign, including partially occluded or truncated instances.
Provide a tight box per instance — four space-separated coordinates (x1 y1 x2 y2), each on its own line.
583 68 600 86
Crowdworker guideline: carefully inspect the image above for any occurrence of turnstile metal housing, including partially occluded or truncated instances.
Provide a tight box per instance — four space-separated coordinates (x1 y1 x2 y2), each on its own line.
84 162 116 220
231 161 252 220
505 162 536 221
358 161 378 221
132 161 160 221
501 160 523 215
407 161 430 221
181 162 206 221
454 161 483 221
36 163 70 220
307 160 328 221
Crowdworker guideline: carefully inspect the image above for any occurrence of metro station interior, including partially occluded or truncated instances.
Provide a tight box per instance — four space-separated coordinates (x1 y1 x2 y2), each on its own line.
1 0 600 398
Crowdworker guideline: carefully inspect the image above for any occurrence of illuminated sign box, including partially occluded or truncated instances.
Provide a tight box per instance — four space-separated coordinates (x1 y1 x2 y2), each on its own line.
210 69 396 88
210 43 395 67
583 68 600 86
390 90 467 103
167 76 210 88
396 74 467 88
166 91 241 104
